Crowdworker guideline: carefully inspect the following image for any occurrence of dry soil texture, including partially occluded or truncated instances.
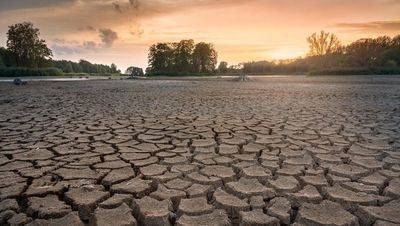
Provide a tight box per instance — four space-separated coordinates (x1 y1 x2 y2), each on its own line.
0 76 400 226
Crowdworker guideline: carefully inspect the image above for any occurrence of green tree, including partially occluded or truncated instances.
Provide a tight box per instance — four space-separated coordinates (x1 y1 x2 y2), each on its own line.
126 66 144 77
67 62 74 73
173 40 194 72
192 42 217 73
6 22 52 67
0 56 4 67
148 43 174 73
111 63 118 73
79 60 96 73
0 47 16 67
50 59 118 74
71 62 82 73
217 61 228 73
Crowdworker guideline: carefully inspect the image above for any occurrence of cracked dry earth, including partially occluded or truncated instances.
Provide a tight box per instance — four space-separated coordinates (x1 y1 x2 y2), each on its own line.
0 76 400 226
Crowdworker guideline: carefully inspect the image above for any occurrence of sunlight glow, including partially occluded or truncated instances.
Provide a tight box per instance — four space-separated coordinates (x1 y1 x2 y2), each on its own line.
267 47 308 61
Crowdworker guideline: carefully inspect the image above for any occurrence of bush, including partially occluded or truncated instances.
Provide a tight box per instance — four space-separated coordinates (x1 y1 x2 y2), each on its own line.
63 72 90 77
88 73 121 77
62 73 121 77
371 67 400 75
0 67 63 77
384 60 398 68
146 71 216 77
309 67 400 75
0 57 4 67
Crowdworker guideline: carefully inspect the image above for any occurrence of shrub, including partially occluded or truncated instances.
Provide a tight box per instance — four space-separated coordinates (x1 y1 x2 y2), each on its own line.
63 73 90 77
0 56 4 67
146 71 216 77
309 67 400 75
0 67 63 77
384 60 398 68
88 73 121 77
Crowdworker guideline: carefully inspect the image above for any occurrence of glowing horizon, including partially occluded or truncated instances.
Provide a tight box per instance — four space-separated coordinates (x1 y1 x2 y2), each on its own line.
1 0 399 71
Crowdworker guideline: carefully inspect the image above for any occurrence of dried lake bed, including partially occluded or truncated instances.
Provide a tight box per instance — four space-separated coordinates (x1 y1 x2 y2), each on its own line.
0 75 400 225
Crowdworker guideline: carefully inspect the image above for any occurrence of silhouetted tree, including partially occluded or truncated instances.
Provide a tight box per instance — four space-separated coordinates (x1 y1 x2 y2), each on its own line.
174 40 194 72
49 59 118 74
79 60 95 73
218 61 228 73
346 36 391 67
6 22 52 67
307 31 342 67
148 43 174 73
243 61 273 73
382 35 400 66
126 66 144 77
53 60 73 73
192 42 217 73
70 63 80 73
147 40 217 75
142 33 399 76
307 31 341 56
111 63 118 73
64 62 73 73
0 47 16 67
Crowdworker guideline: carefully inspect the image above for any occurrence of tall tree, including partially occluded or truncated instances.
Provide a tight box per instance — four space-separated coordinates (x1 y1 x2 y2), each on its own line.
307 31 341 56
173 39 194 72
6 22 52 67
192 42 217 73
148 43 174 73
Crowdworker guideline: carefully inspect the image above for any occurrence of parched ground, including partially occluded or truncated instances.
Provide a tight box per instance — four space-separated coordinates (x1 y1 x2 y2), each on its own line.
0 76 400 226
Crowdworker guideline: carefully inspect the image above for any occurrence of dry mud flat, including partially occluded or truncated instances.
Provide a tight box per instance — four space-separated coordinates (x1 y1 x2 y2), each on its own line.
0 76 399 226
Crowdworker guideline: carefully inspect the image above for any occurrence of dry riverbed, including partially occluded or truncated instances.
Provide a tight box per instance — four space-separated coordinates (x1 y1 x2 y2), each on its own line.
0 76 399 225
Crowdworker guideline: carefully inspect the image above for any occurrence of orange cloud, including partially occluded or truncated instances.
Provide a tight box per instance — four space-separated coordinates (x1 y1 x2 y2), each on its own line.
336 20 400 31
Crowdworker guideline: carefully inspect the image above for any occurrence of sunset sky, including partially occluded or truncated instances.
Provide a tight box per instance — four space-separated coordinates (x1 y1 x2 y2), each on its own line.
0 0 399 71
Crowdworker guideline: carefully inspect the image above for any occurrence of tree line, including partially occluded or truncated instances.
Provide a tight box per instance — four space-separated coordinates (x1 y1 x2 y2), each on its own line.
241 31 400 75
0 22 121 76
147 40 217 75
52 60 119 74
1 22 400 77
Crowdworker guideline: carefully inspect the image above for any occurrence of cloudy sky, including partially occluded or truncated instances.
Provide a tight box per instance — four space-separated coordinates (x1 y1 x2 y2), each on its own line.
0 0 399 71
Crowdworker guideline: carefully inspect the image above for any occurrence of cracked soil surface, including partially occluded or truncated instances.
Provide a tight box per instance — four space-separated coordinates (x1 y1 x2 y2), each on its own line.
0 76 399 226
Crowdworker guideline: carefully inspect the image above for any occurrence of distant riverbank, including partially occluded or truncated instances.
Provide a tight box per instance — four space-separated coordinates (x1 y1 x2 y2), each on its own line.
0 75 128 82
